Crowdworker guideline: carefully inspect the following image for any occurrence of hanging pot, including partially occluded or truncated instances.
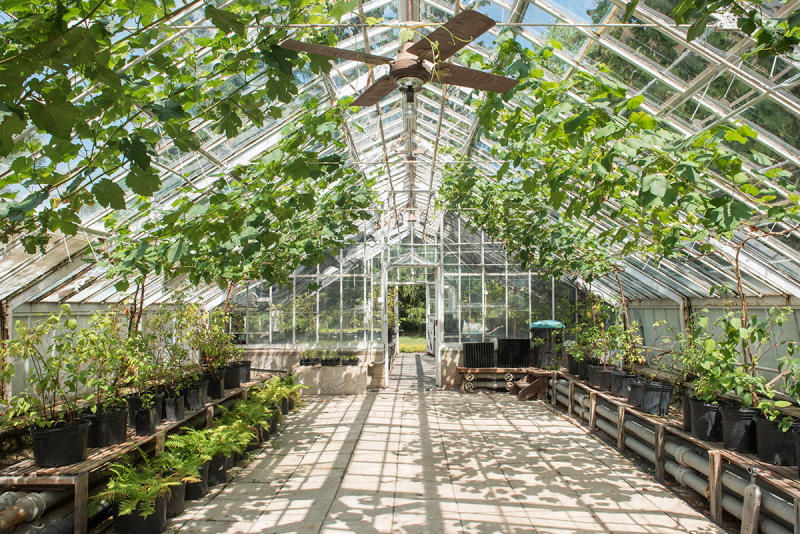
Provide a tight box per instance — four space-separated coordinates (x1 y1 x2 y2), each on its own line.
86 406 128 448
30 420 90 467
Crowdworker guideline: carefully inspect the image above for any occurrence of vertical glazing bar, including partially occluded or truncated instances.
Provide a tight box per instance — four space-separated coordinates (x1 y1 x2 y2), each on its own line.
551 277 555 320
292 277 296 346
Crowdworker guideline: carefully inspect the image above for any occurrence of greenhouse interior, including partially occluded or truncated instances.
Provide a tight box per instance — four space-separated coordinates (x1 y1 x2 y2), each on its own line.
2 0 800 532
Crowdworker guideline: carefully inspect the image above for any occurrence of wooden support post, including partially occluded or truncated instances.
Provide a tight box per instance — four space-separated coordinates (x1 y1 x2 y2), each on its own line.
617 405 626 450
708 450 722 522
568 380 575 416
73 473 88 534
655 425 665 481
154 432 165 456
240 389 248 401
589 391 597 430
793 497 800 534
205 406 214 428
742 481 761 534
551 372 558 406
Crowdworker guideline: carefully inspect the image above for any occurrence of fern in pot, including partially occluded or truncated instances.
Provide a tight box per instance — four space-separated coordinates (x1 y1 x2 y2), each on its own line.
97 451 179 534
0 305 90 467
157 449 201 518
165 428 214 500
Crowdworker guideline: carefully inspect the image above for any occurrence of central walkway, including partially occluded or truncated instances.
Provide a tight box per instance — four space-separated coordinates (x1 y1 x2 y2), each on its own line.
170 353 725 533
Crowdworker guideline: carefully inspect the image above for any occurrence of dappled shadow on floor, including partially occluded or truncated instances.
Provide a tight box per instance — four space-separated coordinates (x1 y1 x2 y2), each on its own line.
169 353 725 534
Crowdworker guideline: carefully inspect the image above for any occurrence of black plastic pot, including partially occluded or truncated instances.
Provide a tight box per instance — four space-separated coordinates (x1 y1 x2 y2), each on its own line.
628 381 645 407
237 360 252 383
185 463 210 500
587 365 604 388
166 481 186 518
792 428 800 477
300 358 320 366
641 381 673 416
289 398 295 412
610 371 637 398
321 357 341 366
755 416 797 465
599 369 614 391
577 358 590 379
196 378 209 403
224 363 242 389
134 407 157 436
208 453 228 486
30 420 90 467
126 394 143 427
207 376 225 399
682 394 692 432
721 405 758 453
281 397 289 415
566 354 579 376
165 395 185 422
184 386 202 411
690 399 722 441
153 392 166 424
113 494 167 534
86 406 128 448
342 357 359 366
270 411 279 435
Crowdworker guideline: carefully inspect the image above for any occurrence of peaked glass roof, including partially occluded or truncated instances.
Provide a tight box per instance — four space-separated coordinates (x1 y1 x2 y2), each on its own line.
3 0 800 308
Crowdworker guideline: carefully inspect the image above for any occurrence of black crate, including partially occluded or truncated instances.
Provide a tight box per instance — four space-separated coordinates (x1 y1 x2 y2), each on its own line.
463 342 495 368
496 338 530 368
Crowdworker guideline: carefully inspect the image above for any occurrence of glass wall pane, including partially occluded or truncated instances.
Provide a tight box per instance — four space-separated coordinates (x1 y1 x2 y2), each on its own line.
246 284 269 344
531 277 552 322
294 279 317 343
270 285 292 344
460 275 482 342
485 275 506 339
318 279 340 343
342 277 365 343
507 275 529 338
555 281 576 324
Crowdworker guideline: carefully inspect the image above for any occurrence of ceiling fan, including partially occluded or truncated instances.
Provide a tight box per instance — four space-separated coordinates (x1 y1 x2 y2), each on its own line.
279 10 518 107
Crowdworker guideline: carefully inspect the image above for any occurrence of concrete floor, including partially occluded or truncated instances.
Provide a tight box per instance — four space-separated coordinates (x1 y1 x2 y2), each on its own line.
169 353 725 533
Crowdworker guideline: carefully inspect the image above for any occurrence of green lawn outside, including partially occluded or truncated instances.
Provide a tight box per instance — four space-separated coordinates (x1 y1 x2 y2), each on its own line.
399 335 427 353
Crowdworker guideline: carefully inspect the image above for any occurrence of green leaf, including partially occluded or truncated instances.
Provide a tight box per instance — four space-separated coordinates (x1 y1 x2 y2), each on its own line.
114 279 130 292
205 5 245 37
687 13 710 41
119 136 152 168
125 167 162 196
167 239 185 264
0 107 25 156
149 101 187 122
331 0 358 22
626 94 644 111
92 179 126 210
704 337 716 354
27 100 77 139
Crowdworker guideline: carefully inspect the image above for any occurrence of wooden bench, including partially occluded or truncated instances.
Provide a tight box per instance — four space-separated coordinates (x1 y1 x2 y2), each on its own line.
0 374 272 534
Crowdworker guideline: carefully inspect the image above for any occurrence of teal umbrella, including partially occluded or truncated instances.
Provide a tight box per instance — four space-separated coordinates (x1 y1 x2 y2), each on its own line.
530 320 565 329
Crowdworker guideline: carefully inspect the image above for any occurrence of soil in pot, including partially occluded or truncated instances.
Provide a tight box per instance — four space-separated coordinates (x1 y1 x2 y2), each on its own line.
185 463 210 500
31 420 90 467
86 406 128 448
113 493 167 534
165 395 185 422
208 454 228 486
166 481 186 518
641 381 673 416
224 364 242 389
756 416 798 465
207 376 225 399
134 407 157 436
721 405 757 453
281 398 289 415
610 371 637 398
690 400 723 441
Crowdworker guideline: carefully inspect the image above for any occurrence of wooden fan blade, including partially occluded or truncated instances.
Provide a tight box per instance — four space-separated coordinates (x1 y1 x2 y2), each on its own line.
435 63 518 93
279 39 392 66
407 10 495 62
352 75 397 106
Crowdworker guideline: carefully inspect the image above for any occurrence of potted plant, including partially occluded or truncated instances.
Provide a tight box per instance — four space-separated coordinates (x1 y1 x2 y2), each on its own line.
164 428 215 500
321 350 341 367
157 449 201 518
186 306 237 398
300 350 321 366
97 451 179 534
123 334 160 436
0 305 90 467
205 423 255 485
281 375 307 411
75 310 131 447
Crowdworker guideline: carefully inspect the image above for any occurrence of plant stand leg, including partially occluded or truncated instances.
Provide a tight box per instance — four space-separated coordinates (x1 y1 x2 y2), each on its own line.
73 473 88 534
617 405 626 450
708 450 722 522
568 380 574 416
655 425 665 481
589 391 597 431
